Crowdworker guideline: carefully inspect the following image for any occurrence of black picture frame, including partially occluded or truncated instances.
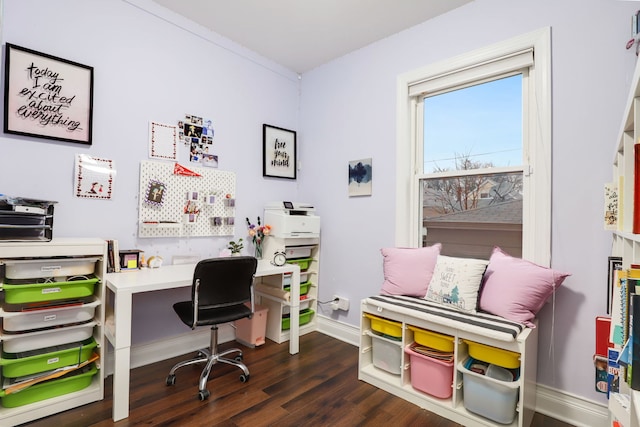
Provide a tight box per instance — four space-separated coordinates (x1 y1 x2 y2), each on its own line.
4 43 94 145
263 124 296 179
608 256 623 315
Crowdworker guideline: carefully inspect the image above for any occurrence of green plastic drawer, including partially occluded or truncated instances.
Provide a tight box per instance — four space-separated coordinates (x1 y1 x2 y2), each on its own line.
282 308 314 330
2 276 98 304
0 363 98 408
1 337 97 378
286 257 312 270
284 281 311 295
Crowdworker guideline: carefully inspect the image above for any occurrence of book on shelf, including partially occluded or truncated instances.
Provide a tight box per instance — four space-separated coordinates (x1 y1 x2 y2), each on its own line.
619 175 625 232
611 269 629 346
634 143 640 233
609 347 622 398
106 239 121 273
596 316 611 358
631 293 640 390
605 182 619 230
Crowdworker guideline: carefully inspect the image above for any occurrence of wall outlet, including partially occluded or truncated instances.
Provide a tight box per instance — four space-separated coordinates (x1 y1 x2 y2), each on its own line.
332 295 349 311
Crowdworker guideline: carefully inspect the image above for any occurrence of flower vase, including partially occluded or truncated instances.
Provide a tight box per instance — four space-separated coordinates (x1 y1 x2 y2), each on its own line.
254 244 263 260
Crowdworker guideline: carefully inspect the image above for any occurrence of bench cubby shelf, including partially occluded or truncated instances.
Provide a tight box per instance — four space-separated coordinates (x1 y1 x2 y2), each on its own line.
359 299 538 427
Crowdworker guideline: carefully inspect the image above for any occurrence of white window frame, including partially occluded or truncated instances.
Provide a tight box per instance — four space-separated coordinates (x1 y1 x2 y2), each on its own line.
395 28 551 266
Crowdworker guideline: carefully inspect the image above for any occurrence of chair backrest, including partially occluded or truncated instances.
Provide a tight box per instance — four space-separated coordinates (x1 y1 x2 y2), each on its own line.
192 256 257 310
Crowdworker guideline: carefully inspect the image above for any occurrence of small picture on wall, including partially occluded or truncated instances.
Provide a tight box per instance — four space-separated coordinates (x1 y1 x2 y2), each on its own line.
184 123 203 138
202 153 218 168
74 154 116 200
145 179 166 206
348 158 372 197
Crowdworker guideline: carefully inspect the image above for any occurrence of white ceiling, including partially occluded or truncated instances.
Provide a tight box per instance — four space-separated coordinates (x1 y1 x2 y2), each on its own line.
151 0 472 73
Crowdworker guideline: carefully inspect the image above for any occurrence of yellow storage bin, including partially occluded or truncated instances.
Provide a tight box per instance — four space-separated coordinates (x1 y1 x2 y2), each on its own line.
364 313 402 339
408 326 454 352
464 340 520 369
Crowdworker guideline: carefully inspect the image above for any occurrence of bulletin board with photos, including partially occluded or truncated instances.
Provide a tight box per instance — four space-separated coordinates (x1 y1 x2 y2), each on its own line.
138 160 236 238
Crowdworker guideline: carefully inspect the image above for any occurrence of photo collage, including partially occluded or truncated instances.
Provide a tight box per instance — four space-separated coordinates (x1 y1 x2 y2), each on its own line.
177 114 218 168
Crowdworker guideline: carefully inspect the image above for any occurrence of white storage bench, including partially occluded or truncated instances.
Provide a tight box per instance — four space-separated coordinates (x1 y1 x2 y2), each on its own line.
359 294 538 427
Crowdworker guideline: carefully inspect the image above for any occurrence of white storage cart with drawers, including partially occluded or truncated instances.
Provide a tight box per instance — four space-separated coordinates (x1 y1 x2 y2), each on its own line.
0 238 106 426
259 202 320 344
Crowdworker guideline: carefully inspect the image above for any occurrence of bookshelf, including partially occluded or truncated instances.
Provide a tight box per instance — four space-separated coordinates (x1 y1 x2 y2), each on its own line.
610 56 640 427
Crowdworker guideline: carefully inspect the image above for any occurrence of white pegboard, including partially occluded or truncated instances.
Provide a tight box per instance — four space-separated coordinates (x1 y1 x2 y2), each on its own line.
138 160 236 238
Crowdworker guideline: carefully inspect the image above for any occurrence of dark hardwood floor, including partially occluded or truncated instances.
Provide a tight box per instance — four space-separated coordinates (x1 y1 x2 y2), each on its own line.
20 332 574 426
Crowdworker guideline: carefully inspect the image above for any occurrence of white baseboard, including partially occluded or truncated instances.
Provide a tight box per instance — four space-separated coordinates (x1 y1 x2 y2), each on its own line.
316 314 360 346
132 324 237 369
105 317 610 427
535 383 609 427
103 324 236 376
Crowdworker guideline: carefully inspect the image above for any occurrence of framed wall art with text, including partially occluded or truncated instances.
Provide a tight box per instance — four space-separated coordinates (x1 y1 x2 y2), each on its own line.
4 43 94 145
263 124 296 179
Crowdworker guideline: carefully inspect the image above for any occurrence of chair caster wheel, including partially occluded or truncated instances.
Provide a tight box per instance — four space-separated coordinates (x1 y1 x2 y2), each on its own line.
240 373 250 383
166 374 176 386
234 355 243 362
198 389 210 401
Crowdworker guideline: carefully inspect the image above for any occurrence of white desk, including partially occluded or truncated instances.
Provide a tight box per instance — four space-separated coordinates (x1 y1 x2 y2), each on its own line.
104 259 300 422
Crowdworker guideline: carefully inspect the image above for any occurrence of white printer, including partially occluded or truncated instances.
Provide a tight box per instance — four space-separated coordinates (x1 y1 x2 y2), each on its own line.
264 201 320 238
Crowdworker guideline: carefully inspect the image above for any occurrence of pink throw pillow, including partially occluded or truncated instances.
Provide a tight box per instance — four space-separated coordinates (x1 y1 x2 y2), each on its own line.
380 244 442 297
479 247 569 327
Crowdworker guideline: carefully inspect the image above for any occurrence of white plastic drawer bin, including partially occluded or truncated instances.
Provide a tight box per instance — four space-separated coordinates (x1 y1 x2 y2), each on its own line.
2 321 96 353
282 300 310 315
284 246 313 259
1 299 100 332
4 257 98 279
458 358 519 424
369 332 402 375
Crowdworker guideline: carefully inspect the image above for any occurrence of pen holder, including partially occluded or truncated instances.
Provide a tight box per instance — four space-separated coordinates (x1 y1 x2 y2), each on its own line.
183 213 198 223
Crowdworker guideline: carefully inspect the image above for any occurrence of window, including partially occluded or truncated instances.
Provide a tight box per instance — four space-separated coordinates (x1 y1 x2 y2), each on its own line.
421 75 524 259
395 28 551 265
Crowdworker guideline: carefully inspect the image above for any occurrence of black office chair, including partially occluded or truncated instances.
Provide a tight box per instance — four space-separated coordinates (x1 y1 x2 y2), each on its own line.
166 256 258 400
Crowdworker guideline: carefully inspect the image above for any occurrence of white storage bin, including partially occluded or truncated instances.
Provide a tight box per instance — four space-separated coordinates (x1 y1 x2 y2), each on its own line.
458 358 519 424
282 273 292 286
370 331 402 375
284 246 313 259
4 257 99 279
1 321 96 353
282 300 310 315
300 272 308 283
1 299 100 332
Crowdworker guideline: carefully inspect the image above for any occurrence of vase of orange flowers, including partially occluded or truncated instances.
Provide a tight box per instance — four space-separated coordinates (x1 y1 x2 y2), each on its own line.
246 217 271 259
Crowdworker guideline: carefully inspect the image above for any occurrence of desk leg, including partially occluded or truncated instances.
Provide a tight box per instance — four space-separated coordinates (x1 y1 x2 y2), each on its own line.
112 346 131 421
289 267 300 355
111 288 133 421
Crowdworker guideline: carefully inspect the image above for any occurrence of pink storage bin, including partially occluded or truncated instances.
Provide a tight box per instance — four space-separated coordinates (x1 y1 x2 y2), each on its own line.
405 344 454 399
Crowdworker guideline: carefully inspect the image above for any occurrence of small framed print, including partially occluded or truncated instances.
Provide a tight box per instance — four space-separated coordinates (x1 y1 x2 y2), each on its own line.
263 124 296 179
4 43 94 145
145 180 166 206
